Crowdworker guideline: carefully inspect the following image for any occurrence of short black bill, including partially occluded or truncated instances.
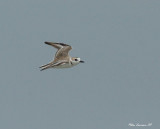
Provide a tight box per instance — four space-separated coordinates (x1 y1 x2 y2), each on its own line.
80 60 85 63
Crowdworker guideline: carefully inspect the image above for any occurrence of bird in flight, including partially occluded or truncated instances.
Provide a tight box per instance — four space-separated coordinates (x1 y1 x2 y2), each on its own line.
40 42 84 71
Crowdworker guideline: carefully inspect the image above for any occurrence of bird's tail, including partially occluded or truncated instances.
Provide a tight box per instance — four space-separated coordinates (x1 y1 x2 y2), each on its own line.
39 63 52 71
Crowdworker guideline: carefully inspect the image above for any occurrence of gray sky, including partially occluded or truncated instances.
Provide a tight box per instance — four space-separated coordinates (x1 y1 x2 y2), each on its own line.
0 0 160 129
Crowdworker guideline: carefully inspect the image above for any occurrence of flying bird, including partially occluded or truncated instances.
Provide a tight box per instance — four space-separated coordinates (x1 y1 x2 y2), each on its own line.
40 42 84 71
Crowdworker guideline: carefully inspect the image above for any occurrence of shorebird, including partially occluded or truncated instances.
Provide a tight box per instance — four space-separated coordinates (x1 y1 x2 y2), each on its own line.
40 42 84 71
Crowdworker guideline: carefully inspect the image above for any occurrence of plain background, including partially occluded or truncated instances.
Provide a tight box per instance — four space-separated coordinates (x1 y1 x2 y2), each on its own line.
0 0 160 129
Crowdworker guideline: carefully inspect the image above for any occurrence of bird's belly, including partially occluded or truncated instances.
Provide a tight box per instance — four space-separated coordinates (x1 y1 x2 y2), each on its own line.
53 63 73 68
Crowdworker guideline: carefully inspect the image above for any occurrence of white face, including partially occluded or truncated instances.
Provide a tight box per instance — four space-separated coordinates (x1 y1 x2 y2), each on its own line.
71 57 84 66
71 57 81 65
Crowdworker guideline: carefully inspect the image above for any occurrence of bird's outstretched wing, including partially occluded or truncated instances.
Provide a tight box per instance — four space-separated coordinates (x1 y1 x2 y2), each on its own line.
39 60 68 71
44 42 72 60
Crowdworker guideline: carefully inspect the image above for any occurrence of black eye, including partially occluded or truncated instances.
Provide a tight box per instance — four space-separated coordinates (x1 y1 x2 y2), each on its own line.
75 59 78 61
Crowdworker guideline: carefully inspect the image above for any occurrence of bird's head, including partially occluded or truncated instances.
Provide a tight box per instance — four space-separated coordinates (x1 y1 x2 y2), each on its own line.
71 57 84 65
